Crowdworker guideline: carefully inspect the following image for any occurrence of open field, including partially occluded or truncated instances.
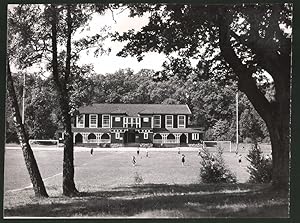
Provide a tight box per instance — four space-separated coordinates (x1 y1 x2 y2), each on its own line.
3 143 285 218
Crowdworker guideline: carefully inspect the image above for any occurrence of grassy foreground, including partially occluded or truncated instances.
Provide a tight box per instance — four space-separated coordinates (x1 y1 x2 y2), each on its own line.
4 183 288 218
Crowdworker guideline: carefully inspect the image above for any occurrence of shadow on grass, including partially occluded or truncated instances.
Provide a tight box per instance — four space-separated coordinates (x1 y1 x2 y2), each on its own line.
4 183 289 218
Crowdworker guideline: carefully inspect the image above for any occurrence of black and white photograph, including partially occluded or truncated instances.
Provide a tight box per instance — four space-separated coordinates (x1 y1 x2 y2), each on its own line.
3 2 292 218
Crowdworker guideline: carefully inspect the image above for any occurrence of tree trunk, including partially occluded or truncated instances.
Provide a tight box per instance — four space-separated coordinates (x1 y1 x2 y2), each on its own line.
268 121 289 190
6 59 48 197
217 11 290 190
49 4 78 196
266 71 290 191
62 110 78 196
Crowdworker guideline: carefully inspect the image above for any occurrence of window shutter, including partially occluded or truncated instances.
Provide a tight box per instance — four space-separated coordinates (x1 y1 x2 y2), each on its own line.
98 114 102 127
161 115 165 128
74 116 76 127
85 114 89 128
174 115 177 128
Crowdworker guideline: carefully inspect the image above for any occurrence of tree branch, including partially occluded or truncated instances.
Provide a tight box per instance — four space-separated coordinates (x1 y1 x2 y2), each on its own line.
50 4 62 91
65 4 72 88
217 10 273 124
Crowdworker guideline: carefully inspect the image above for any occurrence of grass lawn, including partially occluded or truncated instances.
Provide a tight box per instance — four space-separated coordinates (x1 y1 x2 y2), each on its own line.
4 144 288 218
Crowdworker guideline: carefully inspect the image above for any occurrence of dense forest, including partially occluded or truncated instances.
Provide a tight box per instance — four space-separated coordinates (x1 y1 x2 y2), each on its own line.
6 68 270 144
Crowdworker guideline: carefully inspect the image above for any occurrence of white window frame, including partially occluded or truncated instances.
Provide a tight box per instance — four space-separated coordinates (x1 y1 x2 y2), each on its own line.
115 117 121 122
153 115 161 128
137 117 141 128
178 115 186 128
144 132 148 139
192 133 199 140
89 114 97 128
165 115 173 128
123 117 140 128
102 114 110 128
124 117 128 128
77 114 85 128
115 132 120 139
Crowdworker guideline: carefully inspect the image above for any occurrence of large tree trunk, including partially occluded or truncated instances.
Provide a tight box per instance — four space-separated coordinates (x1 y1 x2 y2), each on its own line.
60 92 78 196
217 10 290 190
268 120 289 190
265 69 290 190
49 4 78 196
6 59 48 197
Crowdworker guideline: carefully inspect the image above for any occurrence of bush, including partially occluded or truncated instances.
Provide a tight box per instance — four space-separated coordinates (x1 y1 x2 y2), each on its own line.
246 144 272 183
199 147 237 183
134 172 144 184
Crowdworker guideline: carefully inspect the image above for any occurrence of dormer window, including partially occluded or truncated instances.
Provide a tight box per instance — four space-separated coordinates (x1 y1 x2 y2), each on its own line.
89 114 97 128
102 115 110 128
166 115 173 128
77 114 84 128
178 115 185 128
153 115 161 128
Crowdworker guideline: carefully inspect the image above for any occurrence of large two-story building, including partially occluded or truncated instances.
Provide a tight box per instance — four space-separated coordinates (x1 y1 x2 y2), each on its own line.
70 103 203 147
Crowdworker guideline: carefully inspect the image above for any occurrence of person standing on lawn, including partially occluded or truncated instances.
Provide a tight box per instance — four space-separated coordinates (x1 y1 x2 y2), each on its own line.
132 156 136 166
181 154 185 166
238 153 242 165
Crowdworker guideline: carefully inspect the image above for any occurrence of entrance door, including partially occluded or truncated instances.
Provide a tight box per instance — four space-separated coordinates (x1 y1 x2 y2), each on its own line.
180 134 187 144
124 130 136 143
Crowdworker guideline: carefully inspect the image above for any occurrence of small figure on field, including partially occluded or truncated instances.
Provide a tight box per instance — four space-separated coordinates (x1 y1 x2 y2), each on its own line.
178 148 181 154
137 148 140 156
145 147 149 158
132 156 136 166
181 154 185 166
238 154 242 164
90 148 94 156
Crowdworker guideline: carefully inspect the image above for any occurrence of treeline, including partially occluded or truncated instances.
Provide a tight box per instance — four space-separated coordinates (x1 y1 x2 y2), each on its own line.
6 68 270 143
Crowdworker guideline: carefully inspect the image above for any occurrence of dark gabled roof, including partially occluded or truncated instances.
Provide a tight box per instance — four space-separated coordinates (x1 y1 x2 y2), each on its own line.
72 128 110 133
78 104 192 116
153 128 204 133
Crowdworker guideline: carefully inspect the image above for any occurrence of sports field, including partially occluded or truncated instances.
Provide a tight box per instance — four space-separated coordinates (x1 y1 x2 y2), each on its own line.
4 143 271 193
4 143 288 218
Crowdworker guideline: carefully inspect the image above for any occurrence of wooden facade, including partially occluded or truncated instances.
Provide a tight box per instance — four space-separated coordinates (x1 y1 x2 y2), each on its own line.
67 104 203 147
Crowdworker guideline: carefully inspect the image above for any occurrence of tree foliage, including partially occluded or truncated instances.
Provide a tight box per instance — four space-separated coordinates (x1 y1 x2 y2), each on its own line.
113 3 291 189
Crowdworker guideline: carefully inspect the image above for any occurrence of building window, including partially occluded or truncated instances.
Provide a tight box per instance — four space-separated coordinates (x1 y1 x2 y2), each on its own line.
153 115 161 128
115 132 120 139
192 133 199 140
102 115 110 128
77 114 84 128
124 117 140 128
115 117 121 122
143 117 149 122
178 115 185 128
89 114 97 128
124 117 127 128
144 132 148 139
166 115 173 128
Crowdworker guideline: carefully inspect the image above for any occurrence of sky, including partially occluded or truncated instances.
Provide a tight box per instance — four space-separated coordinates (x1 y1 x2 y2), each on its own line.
76 9 167 75
8 5 168 75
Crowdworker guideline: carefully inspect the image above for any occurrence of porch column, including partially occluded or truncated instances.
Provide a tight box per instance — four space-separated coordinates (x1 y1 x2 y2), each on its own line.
175 133 180 143
96 133 101 144
162 134 167 144
83 133 88 143
73 132 76 143
99 133 103 143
